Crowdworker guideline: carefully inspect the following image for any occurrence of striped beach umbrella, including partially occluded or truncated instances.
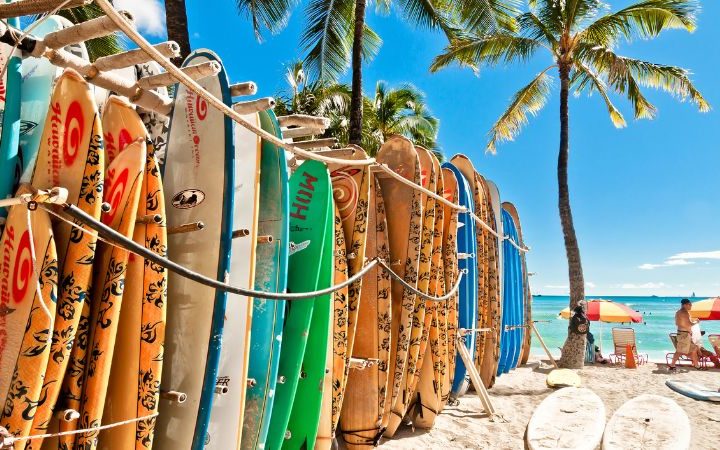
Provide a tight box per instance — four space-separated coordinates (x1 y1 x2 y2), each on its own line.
690 297 720 321
559 299 642 323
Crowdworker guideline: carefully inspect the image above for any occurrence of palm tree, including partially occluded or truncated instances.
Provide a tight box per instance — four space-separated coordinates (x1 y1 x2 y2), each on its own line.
431 0 709 368
165 0 191 64
58 4 124 61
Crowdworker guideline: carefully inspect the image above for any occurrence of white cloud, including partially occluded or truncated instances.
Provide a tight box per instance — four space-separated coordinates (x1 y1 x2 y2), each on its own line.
586 282 597 288
620 282 669 290
669 250 720 260
639 259 695 270
115 0 166 36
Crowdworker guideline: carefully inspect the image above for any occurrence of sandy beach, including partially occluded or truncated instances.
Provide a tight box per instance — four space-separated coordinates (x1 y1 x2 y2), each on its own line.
367 358 720 449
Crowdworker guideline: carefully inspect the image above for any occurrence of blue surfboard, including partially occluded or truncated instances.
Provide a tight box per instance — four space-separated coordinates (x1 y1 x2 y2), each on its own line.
442 162 478 396
505 209 524 371
0 13 22 215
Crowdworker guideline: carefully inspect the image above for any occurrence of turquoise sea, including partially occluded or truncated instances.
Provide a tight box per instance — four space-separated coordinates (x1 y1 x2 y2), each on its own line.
529 296 720 361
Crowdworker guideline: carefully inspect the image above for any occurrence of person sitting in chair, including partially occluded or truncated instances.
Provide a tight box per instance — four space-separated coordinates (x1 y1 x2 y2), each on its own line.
668 299 701 371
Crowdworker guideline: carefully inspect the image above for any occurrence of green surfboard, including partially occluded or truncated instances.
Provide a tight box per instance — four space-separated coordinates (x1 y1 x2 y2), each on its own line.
267 160 333 450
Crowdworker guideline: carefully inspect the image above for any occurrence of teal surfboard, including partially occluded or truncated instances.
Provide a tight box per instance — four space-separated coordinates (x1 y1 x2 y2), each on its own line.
241 109 290 450
266 160 333 450
0 13 22 214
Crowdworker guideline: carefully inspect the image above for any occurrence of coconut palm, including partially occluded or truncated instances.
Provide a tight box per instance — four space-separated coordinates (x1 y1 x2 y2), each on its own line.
431 0 709 368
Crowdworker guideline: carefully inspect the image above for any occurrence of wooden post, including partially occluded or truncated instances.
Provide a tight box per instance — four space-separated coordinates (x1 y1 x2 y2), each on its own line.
456 330 496 418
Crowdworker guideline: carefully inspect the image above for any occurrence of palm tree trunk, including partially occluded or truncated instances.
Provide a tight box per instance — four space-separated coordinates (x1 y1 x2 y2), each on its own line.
348 0 366 145
557 64 586 369
165 0 191 65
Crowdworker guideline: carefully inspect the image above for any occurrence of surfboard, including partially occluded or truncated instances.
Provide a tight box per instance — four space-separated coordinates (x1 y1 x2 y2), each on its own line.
99 139 167 450
603 394 690 450
483 180 503 385
526 387 606 450
502 206 524 372
386 146 436 437
503 202 531 366
328 145 370 438
74 141 145 450
0 202 57 440
375 136 423 432
94 66 137 116
135 61 170 167
339 174 392 449
316 205 349 450
440 168 459 400
27 69 104 450
441 162 477 398
498 208 520 375
155 49 235 450
546 369 581 388
408 152 446 429
241 109 289 450
101 95 148 165
267 159 333 449
665 380 720 402
204 110 260 450
0 17 22 218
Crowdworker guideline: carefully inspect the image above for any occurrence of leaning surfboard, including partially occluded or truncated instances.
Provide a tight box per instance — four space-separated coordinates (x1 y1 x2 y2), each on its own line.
375 136 422 433
339 173 392 449
441 162 477 398
0 17 22 218
0 202 58 441
503 202 530 367
155 49 235 450
483 180 503 385
266 159 333 450
241 109 289 450
440 168 460 399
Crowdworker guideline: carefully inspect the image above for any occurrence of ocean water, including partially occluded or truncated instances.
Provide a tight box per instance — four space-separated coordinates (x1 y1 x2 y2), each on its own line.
529 296 720 361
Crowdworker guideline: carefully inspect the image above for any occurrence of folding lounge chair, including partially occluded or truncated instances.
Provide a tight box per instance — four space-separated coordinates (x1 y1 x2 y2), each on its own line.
709 334 720 357
609 327 648 365
665 333 711 368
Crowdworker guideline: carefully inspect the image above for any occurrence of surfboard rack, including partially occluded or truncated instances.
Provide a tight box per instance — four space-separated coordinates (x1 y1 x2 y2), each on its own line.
233 97 276 114
456 331 505 423
136 214 163 224
160 390 187 403
167 221 205 235
278 114 330 129
0 186 68 209
282 126 325 139
41 11 133 50
54 408 80 422
0 0 90 18
214 386 229 395
232 228 251 238
246 378 257 388
257 235 273 243
292 138 338 149
138 61 220 89
349 358 380 370
94 42 181 71
229 82 257 97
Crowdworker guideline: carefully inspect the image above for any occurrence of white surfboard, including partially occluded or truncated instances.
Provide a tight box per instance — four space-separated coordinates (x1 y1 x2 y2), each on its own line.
205 112 261 449
526 387 605 450
603 394 690 450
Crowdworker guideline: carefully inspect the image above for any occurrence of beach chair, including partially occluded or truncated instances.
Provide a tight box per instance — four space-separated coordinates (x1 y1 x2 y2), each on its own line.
609 327 648 365
709 334 720 357
665 333 711 368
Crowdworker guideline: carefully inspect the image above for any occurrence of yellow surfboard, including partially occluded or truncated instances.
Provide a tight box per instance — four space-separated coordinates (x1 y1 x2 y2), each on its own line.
100 141 166 450
74 141 146 450
440 169 459 403
101 95 147 165
0 202 58 440
27 68 105 449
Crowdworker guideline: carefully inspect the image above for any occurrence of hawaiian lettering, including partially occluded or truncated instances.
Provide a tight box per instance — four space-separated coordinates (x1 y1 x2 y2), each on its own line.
48 102 62 184
1 225 15 306
290 171 318 220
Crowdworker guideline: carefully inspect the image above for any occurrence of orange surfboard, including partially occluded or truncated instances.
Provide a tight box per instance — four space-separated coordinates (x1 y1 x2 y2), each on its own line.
0 203 58 440
440 169 459 402
101 95 147 165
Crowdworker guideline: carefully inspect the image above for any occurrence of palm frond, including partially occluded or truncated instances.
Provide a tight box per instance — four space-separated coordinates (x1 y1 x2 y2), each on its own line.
578 45 710 115
58 4 124 61
235 0 295 41
530 0 565 36
358 24 383 61
454 0 521 33
430 33 543 73
564 0 605 32
301 0 354 81
517 12 558 48
572 63 626 127
487 68 554 153
579 0 699 47
396 0 460 38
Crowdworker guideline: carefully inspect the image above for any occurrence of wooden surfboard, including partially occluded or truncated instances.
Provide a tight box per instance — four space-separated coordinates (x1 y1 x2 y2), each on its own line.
205 110 260 450
440 162 477 398
241 109 289 450
339 174 392 449
483 180 503 385
100 142 167 450
27 69 104 450
503 202 531 366
408 152 446 429
328 145 370 438
135 62 170 167
101 95 148 165
526 387 605 450
75 141 146 450
386 146 435 437
375 136 422 434
603 394 690 450
0 19 22 218
155 49 235 450
316 205 349 450
267 159 333 449
0 203 58 440
440 168 459 400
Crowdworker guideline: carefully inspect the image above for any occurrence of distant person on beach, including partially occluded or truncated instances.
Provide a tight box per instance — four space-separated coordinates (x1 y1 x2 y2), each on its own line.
668 299 701 371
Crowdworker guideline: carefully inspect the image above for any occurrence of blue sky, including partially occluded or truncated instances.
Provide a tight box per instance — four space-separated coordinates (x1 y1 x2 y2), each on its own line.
127 0 720 297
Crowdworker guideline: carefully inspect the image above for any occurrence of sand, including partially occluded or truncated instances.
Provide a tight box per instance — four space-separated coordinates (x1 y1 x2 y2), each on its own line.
361 358 720 449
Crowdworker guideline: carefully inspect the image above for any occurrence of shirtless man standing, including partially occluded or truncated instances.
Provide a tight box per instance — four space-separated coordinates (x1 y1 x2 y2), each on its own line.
669 298 700 370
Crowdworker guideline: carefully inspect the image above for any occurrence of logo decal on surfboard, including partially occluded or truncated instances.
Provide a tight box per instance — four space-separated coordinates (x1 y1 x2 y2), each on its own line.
171 189 205 209
289 240 310 255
